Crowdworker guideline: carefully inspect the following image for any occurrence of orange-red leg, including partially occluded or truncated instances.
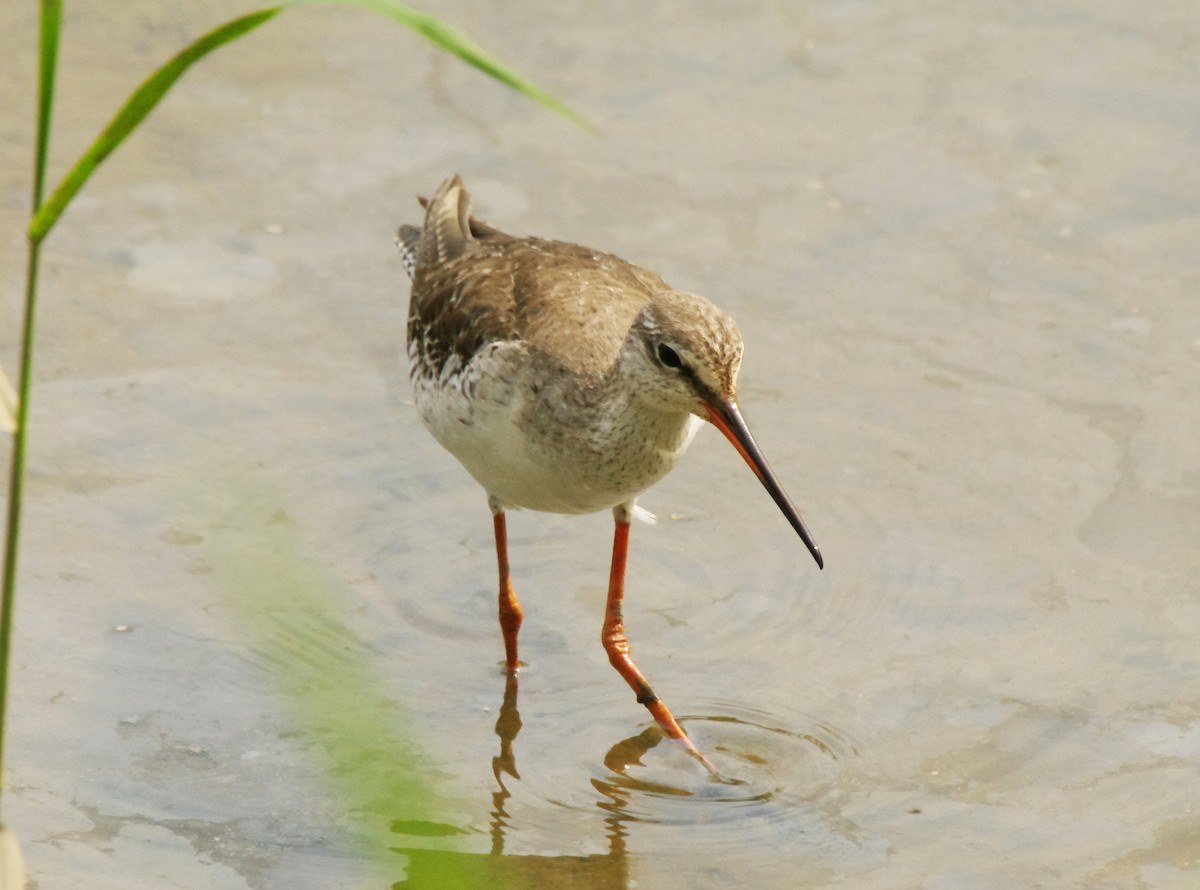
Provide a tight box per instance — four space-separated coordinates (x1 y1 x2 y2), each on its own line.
601 516 716 772
492 510 523 672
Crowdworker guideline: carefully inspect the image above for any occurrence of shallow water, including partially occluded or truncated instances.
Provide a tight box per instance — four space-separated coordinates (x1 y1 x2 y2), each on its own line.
2 1 1199 887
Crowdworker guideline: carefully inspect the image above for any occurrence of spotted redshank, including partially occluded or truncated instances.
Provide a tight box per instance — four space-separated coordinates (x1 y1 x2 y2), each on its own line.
397 175 821 769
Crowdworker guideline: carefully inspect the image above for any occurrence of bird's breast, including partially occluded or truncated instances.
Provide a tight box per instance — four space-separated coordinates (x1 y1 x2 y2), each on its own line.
411 343 700 514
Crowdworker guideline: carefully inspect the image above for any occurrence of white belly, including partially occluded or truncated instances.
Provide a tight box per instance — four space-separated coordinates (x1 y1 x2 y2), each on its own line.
411 344 701 515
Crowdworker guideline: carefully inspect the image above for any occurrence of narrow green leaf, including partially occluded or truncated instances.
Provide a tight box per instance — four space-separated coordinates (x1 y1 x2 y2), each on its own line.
211 489 454 883
28 8 283 242
292 0 594 131
3 4 63 813
33 0 63 210
28 3 590 243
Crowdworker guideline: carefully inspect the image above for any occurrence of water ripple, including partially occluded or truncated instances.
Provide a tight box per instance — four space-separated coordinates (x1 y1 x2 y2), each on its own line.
488 698 873 858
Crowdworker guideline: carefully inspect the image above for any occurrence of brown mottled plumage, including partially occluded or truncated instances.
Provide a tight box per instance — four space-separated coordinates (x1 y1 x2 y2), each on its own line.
404 213 670 382
397 175 821 773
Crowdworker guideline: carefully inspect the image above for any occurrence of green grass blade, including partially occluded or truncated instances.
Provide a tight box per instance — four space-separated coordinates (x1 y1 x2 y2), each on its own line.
27 8 283 243
28 2 590 242
32 0 63 209
295 0 594 131
2 0 64 815
0 251 42 814
212 490 482 887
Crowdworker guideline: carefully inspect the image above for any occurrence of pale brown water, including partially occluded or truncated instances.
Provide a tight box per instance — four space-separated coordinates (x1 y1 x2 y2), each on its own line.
2 2 1199 888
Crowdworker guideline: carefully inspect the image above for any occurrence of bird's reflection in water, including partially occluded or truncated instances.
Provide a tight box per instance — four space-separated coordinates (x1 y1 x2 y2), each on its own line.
488 671 523 856
393 675 853 886
394 673 827 887
393 674 631 888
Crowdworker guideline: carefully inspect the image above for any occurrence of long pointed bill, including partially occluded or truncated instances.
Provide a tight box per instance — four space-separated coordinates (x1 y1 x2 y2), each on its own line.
703 399 823 570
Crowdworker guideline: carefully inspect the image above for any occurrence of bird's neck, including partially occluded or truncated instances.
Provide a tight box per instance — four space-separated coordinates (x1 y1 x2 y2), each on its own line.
586 356 699 458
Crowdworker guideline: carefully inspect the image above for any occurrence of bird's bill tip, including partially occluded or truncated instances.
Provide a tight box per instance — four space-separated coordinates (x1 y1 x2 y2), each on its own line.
702 398 824 570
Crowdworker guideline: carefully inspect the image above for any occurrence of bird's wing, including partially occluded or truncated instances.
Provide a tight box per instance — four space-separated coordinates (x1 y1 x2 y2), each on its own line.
406 176 669 380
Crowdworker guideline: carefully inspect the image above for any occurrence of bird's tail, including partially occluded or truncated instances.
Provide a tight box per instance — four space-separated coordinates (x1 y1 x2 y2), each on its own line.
395 224 421 280
420 174 472 267
397 176 508 279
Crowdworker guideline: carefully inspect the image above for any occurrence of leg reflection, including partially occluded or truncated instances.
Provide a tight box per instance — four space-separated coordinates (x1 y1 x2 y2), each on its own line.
489 671 522 856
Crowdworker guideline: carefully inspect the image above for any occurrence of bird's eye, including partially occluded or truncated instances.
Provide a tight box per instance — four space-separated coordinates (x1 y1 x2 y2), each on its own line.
656 343 682 368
